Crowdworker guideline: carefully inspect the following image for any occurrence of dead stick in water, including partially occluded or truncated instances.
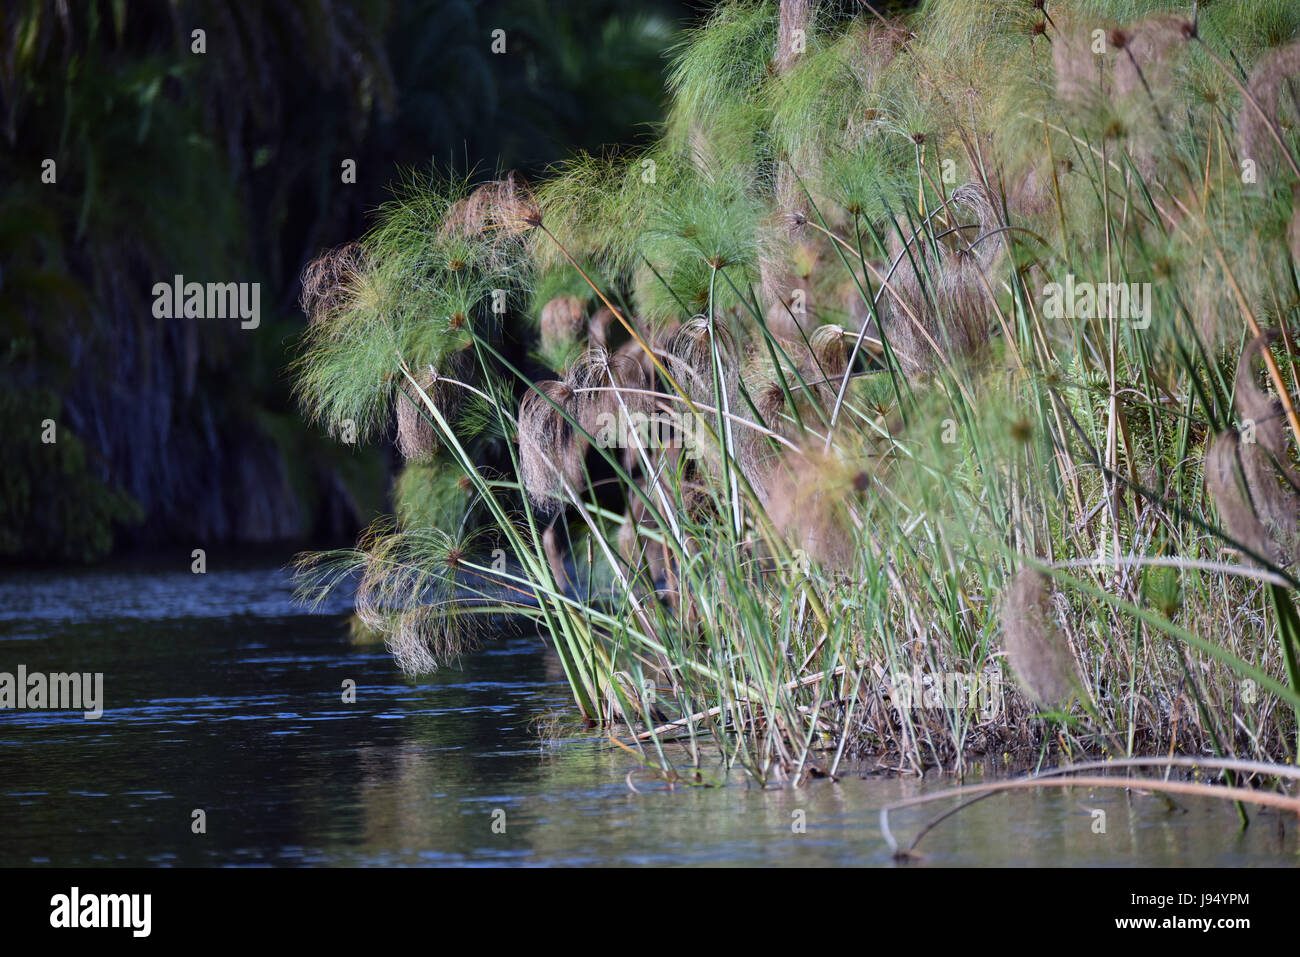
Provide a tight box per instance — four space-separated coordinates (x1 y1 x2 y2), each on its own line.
881 758 1300 855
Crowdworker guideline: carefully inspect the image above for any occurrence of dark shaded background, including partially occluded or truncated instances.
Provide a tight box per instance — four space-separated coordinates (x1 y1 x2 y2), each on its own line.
1 0 693 561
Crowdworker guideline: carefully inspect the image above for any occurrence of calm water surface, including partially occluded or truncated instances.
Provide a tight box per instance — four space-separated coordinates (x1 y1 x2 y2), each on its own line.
1 557 1295 866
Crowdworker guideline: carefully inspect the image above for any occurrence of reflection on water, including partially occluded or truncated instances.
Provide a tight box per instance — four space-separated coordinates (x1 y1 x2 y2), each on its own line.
0 559 1295 866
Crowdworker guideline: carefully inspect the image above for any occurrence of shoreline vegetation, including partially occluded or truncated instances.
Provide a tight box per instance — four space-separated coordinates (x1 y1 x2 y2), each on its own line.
292 0 1300 798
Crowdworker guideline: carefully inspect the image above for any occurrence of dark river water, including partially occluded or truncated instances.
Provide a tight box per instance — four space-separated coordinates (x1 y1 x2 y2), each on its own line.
1 556 1295 866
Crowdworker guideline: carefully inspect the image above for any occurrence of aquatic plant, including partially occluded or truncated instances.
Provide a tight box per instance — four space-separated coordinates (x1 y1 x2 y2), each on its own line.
294 0 1300 783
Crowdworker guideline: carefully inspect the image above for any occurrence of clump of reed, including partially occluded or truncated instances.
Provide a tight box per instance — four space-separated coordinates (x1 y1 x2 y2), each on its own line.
1000 569 1079 709
292 0 1300 783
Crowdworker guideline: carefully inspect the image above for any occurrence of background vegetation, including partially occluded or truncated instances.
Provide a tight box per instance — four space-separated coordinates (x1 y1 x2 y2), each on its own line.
2 0 687 560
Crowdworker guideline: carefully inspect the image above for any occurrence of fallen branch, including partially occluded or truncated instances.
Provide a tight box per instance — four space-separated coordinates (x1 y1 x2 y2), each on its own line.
880 756 1300 856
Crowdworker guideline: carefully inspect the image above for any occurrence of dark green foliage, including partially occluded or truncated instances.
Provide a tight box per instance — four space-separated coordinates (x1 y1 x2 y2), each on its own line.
2 0 686 560
0 388 142 562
